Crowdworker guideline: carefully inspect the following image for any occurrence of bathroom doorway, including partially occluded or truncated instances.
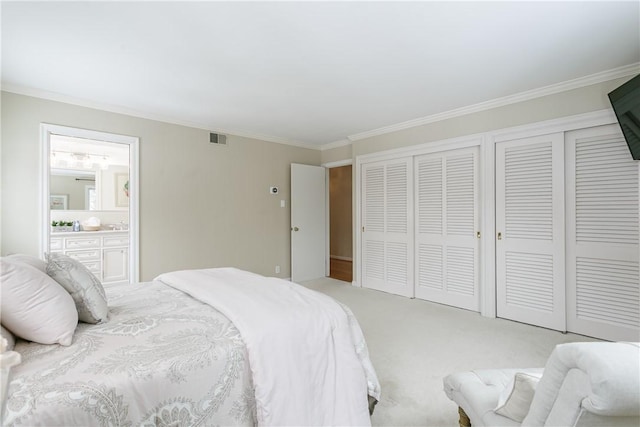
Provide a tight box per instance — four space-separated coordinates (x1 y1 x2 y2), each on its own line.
40 124 139 283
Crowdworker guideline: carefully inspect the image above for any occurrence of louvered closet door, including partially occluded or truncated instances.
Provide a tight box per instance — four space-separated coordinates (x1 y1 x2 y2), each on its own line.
361 158 413 297
566 124 640 341
414 147 480 311
496 133 565 331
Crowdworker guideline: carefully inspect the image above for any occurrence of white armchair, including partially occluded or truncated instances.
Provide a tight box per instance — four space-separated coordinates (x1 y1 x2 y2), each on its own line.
443 342 640 427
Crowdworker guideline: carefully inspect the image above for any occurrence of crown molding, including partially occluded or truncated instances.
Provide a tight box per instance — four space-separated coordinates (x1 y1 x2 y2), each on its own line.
322 159 352 168
4 63 638 150
0 83 319 150
348 63 640 142
319 138 351 151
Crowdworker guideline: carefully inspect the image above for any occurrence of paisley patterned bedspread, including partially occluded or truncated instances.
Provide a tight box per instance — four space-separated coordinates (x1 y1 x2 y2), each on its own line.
3 281 257 426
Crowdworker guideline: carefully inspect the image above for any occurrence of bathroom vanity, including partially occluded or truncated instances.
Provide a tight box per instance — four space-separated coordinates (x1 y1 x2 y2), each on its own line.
49 230 129 284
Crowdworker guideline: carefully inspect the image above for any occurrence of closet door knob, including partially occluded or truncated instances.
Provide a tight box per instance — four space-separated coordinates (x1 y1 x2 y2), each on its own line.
497 232 503 240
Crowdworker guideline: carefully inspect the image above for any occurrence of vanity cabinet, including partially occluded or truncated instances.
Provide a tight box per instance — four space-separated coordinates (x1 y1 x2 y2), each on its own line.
49 231 129 284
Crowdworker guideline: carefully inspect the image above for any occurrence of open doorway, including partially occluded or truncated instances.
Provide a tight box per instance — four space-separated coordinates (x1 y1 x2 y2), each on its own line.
41 124 139 284
328 165 353 282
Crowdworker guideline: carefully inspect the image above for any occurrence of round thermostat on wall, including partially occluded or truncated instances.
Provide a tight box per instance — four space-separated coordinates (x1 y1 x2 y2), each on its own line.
270 186 279 194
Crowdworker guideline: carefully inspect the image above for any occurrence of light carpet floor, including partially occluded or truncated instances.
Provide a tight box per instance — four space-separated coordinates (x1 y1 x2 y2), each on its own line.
300 277 599 427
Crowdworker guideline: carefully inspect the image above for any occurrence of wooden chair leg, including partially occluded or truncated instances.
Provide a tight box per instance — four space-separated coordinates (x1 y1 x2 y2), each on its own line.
458 407 471 427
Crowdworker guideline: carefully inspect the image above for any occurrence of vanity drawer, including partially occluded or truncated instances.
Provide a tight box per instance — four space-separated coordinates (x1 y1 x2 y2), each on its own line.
81 260 101 274
103 235 128 247
65 237 101 250
50 238 63 250
65 249 100 262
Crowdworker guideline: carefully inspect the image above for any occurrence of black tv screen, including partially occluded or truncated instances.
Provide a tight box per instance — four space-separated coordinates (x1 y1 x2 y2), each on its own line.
608 73 640 160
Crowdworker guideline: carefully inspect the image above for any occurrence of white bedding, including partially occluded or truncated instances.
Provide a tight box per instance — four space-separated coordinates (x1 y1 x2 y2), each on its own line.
4 268 380 426
156 267 380 426
4 280 256 426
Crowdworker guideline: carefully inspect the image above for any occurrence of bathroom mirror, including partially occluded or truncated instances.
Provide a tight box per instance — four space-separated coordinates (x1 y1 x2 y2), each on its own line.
49 135 130 212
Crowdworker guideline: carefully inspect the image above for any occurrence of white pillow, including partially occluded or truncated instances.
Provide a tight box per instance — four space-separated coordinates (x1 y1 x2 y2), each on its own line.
5 253 47 272
46 252 108 324
0 258 78 346
494 372 542 422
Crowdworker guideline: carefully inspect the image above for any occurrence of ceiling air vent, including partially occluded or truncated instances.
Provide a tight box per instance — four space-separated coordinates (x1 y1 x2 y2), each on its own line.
209 133 227 145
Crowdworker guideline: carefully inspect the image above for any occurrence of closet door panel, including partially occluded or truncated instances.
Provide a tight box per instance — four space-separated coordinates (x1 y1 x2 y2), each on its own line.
566 124 639 341
361 159 413 297
496 133 565 331
363 164 385 287
415 147 479 311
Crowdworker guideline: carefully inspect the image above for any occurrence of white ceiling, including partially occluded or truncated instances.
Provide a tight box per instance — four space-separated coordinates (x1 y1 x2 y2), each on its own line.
2 1 639 149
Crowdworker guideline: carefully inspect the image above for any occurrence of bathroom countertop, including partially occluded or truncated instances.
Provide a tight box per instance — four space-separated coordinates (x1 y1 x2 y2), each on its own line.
50 229 129 236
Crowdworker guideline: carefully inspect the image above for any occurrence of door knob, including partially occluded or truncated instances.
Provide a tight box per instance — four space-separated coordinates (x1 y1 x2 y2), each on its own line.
292 226 299 232
497 232 503 240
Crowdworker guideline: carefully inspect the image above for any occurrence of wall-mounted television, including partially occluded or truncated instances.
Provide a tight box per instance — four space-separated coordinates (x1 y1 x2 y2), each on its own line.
608 73 640 160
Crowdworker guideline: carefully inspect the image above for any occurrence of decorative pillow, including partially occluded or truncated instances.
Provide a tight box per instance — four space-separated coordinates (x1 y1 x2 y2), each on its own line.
5 253 47 272
46 253 108 324
0 258 77 346
494 372 542 422
1 325 15 351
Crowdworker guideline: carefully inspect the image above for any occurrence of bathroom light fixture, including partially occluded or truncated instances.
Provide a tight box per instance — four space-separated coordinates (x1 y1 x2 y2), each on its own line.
50 150 110 170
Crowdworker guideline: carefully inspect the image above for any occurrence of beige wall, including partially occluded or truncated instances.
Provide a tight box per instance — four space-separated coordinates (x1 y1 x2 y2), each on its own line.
329 165 352 259
1 92 320 280
98 165 129 211
50 175 89 210
1 78 628 281
321 144 352 165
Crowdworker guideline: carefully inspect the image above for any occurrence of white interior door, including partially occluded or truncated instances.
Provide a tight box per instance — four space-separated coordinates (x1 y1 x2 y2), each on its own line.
414 147 480 311
496 133 566 331
291 163 326 282
566 124 640 341
361 158 413 297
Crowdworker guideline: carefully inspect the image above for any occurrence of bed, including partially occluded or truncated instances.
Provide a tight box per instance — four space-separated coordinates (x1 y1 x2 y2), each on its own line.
1 256 380 426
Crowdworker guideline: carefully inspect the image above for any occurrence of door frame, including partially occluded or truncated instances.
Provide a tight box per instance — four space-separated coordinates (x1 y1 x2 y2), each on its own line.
40 123 140 283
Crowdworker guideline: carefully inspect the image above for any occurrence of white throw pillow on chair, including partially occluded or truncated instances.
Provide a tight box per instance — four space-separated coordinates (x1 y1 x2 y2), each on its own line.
494 372 543 422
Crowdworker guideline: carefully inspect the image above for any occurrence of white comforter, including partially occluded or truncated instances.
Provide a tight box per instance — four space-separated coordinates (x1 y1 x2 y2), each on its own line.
5 280 257 426
156 267 380 426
